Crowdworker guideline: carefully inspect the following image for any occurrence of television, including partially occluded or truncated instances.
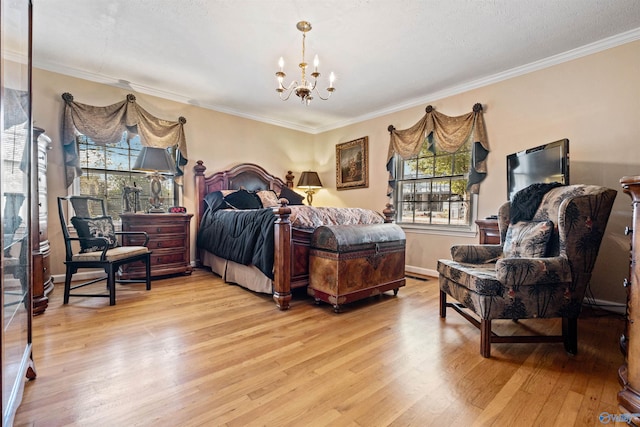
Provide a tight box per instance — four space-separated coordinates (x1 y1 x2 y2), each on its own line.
506 138 569 201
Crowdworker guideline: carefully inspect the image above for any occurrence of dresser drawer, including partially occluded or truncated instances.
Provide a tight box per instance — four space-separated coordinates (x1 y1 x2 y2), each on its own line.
125 223 186 235
123 234 185 249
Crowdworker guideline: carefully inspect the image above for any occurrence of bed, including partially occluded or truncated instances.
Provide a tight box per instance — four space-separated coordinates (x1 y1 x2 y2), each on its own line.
194 161 394 310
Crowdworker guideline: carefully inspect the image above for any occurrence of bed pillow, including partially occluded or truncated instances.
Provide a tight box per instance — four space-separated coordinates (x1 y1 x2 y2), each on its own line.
70 216 119 253
224 189 262 210
256 190 280 208
204 191 224 210
503 220 553 258
279 186 305 205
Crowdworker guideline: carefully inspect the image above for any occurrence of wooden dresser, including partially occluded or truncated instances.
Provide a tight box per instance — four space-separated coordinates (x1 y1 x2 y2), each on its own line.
119 213 193 279
32 127 53 315
618 176 640 423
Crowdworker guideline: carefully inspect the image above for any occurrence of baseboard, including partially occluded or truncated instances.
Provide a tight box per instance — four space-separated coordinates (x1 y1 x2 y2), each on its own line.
583 297 626 315
405 265 438 279
51 270 105 284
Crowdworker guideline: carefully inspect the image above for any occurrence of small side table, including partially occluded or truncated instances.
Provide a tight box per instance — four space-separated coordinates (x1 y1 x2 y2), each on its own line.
475 219 500 244
119 212 193 279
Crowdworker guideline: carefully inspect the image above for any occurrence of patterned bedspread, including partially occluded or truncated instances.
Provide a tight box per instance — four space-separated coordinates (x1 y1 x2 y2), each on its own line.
289 206 385 229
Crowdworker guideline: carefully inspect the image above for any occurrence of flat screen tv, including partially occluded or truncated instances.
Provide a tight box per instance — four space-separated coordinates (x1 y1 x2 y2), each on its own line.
506 138 569 201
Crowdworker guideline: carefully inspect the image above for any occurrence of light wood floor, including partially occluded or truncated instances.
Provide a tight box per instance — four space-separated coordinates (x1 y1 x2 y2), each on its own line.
15 268 626 427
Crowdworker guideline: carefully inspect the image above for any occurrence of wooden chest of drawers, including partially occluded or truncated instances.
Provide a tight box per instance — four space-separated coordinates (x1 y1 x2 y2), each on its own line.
119 213 193 279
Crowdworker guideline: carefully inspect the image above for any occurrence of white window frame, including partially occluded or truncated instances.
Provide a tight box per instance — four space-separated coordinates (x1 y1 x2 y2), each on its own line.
393 139 477 236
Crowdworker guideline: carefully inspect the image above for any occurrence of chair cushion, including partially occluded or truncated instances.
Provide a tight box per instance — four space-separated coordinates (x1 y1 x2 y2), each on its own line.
503 220 553 258
70 216 119 253
72 246 149 262
437 259 504 296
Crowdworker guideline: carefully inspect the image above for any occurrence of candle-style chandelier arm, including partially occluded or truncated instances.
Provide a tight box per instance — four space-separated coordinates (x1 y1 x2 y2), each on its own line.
314 84 335 101
276 80 300 101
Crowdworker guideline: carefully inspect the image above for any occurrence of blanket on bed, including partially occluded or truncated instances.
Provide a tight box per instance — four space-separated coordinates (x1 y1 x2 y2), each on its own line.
197 207 276 279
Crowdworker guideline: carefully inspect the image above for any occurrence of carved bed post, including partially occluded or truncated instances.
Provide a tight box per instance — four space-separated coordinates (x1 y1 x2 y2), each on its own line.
273 199 292 310
383 203 396 223
285 171 295 188
194 160 207 266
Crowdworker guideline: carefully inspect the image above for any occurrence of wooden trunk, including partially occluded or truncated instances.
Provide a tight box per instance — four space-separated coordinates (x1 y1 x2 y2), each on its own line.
308 224 406 312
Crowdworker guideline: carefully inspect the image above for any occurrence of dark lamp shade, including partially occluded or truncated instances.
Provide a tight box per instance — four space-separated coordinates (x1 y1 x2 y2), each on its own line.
297 171 323 188
133 147 176 174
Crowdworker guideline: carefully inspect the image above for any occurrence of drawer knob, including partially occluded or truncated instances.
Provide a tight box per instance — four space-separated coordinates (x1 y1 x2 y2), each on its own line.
626 226 633 236
624 278 631 288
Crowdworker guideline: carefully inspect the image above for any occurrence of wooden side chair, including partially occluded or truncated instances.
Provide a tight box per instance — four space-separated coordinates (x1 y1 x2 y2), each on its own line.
57 196 152 305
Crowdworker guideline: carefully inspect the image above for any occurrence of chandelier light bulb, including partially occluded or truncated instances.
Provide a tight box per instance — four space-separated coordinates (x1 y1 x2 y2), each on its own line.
278 57 284 71
313 54 319 71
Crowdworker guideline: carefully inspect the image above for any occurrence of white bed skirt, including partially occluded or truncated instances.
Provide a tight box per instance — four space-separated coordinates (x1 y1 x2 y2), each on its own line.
201 250 273 294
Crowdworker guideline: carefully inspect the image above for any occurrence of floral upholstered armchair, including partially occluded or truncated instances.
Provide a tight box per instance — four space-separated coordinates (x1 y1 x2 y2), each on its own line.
437 184 617 357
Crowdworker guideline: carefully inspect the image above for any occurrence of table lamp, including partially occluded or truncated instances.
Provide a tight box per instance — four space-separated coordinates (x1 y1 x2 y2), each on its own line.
133 147 176 213
297 171 323 206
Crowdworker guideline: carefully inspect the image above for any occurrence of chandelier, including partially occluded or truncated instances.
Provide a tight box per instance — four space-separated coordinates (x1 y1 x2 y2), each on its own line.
275 21 335 105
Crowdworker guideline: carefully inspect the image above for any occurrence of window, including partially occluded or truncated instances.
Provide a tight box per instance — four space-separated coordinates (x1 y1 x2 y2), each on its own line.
395 137 473 228
75 132 175 220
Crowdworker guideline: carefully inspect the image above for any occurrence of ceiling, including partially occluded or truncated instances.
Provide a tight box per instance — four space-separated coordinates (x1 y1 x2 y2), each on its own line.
32 0 640 134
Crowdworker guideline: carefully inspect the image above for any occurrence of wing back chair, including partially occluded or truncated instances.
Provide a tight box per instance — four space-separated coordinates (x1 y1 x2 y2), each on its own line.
437 184 617 357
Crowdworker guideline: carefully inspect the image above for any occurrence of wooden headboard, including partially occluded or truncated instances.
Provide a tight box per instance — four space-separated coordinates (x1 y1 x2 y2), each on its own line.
194 161 294 226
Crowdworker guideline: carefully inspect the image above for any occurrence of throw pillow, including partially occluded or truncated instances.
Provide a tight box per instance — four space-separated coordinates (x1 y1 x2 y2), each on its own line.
503 220 553 258
71 216 119 253
279 186 305 205
256 190 280 208
223 189 262 210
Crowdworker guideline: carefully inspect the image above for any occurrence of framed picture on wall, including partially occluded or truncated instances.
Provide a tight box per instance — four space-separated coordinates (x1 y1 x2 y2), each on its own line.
336 136 369 190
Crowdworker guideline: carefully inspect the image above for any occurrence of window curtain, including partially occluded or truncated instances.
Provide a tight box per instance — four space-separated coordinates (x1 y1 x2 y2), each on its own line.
61 93 188 187
386 103 489 196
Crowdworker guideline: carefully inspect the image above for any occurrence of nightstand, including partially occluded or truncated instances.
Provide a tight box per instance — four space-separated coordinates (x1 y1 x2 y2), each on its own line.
119 212 193 279
475 219 500 244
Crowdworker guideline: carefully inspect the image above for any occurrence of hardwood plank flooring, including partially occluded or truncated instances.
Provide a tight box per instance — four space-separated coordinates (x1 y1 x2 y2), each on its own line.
14 269 626 426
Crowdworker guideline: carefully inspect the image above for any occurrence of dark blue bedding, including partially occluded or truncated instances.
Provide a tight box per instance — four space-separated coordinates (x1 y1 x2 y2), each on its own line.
197 194 276 279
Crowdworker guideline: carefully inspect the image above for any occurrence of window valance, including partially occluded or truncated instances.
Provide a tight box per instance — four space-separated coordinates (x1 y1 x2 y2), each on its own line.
61 93 188 187
387 103 489 195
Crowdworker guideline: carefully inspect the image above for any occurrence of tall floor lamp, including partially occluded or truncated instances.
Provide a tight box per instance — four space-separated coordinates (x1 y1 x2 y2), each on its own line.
133 147 176 213
297 171 323 206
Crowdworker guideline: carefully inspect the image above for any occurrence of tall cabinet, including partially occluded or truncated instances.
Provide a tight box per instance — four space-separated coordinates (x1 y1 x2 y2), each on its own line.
619 176 640 423
32 127 53 315
1 0 37 424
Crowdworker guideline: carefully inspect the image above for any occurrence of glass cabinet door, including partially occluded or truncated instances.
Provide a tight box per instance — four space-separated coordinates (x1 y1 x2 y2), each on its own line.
1 0 35 424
